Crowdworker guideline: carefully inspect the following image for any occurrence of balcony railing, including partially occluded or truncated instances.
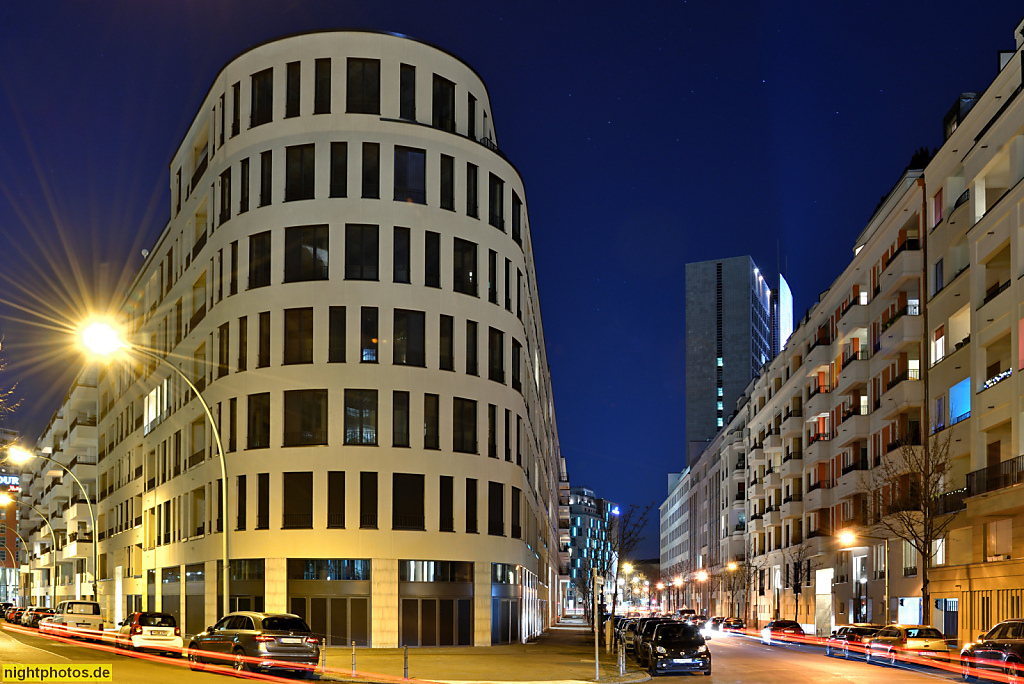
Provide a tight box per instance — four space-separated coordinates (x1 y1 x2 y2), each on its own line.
903 566 918 577
327 513 345 529
966 453 1024 497
782 494 801 504
190 153 208 191
841 406 864 424
982 279 1011 307
734 491 745 501
980 367 1012 392
440 517 455 533
841 459 868 476
808 383 831 399
932 487 967 516
841 350 870 369
782 451 802 462
807 528 830 539
886 432 921 453
808 432 830 445
360 513 378 529
283 431 328 447
189 303 206 330
192 230 207 260
188 449 205 469
784 408 803 420
808 479 831 492
282 513 313 529
882 303 920 331
884 239 920 268
488 522 504 536
886 368 921 392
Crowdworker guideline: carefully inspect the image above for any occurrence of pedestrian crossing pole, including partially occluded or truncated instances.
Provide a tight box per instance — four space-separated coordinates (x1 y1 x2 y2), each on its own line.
593 568 604 680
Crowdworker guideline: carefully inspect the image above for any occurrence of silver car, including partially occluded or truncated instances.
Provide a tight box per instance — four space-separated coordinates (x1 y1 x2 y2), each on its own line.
187 611 320 676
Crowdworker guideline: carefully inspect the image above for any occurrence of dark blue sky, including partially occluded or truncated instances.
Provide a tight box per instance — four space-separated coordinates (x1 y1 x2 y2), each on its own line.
0 1 1021 556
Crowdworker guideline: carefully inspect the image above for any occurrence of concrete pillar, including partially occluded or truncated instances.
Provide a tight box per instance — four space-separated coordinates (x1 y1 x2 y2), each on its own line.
1008 135 1024 185
971 177 986 225
264 557 287 614
372 558 398 647
204 559 218 626
154 567 162 611
474 561 491 646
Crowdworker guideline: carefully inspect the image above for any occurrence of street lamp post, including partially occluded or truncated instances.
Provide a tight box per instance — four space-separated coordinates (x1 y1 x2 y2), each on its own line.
4 446 98 599
695 570 709 615
672 576 683 613
840 531 890 625
11 528 31 605
81 320 230 618
0 494 58 607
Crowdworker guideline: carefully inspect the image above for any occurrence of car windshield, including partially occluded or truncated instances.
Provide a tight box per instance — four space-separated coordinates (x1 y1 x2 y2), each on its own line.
905 627 943 639
849 627 879 636
260 616 311 632
67 603 100 615
139 614 176 627
656 625 703 643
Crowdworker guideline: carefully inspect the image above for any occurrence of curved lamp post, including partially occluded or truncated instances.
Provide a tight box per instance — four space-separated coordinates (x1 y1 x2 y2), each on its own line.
80 320 230 618
4 445 97 600
840 531 890 624
1 542 16 603
11 528 31 604
0 494 58 607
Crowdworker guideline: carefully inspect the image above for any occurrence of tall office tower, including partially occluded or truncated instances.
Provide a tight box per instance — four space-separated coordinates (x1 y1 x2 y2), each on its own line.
685 256 775 448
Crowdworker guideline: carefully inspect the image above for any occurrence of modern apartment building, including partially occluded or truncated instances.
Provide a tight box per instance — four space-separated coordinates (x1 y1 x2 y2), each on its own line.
17 30 564 646
565 486 616 614
685 256 780 449
663 15 1024 645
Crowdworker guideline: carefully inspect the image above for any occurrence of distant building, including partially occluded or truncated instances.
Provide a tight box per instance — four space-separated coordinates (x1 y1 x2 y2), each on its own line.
0 427 20 603
566 487 617 614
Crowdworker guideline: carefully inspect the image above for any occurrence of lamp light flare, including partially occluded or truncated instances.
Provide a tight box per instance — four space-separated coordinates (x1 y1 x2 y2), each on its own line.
0 494 11 505
728 562 737 571
839 531 857 546
80 320 124 357
695 570 709 582
6 445 33 464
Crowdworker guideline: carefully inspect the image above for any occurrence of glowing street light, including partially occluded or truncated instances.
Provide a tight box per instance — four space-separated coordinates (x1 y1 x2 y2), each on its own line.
79 318 230 618
727 562 738 572
695 570 709 582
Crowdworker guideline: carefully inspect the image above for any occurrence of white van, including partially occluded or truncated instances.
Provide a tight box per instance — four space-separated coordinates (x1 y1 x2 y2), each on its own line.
50 600 104 638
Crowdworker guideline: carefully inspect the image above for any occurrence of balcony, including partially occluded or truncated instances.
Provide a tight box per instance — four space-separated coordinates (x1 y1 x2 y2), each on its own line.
781 409 803 437
63 537 93 560
764 467 782 490
732 491 745 508
190 152 208 192
282 513 314 529
189 303 206 330
780 453 803 479
68 415 97 448
877 306 923 359
805 334 833 369
748 478 764 500
932 487 967 516
804 481 832 510
966 453 1024 497
834 354 870 395
879 371 923 419
805 384 832 416
764 429 782 451
835 411 869 448
980 279 1011 309
878 240 922 298
392 514 426 531
748 442 765 464
805 433 831 464
764 508 782 527
780 497 803 520
748 515 764 533
192 230 207 260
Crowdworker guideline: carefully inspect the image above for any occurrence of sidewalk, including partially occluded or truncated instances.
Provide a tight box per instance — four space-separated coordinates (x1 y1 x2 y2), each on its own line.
319 618 647 684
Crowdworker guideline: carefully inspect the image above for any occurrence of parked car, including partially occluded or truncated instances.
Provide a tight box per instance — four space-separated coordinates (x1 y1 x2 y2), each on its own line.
644 622 712 677
722 617 746 632
636 618 677 666
7 607 27 624
865 624 950 666
187 612 319 675
960 618 1024 681
23 607 56 629
825 624 883 658
622 619 642 653
49 600 104 639
761 619 805 645
116 612 182 656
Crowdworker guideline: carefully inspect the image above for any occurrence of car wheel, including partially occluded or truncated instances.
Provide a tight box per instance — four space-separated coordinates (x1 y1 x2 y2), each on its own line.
704 669 711 676
961 654 973 681
1006 660 1021 684
843 644 850 659
825 645 832 657
865 648 872 664
233 648 250 673
889 649 898 667
187 644 203 671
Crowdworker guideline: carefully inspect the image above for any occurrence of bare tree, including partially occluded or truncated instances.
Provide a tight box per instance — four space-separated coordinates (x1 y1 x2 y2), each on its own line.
609 502 654 618
865 429 958 625
0 339 19 419
732 534 766 626
782 537 817 623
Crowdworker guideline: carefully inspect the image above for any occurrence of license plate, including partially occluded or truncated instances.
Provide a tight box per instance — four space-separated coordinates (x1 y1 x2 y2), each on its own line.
151 630 169 636
919 651 936 656
280 637 303 644
673 658 693 664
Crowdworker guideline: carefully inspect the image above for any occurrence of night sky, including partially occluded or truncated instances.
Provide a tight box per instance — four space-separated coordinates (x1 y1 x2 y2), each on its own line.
0 2 1021 557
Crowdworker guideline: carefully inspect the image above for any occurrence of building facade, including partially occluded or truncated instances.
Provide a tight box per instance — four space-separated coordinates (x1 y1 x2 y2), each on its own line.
29 30 564 646
565 487 616 614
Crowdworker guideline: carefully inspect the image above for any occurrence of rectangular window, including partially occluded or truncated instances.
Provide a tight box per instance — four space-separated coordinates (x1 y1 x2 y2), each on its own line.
466 321 478 375
360 307 378 363
361 142 380 199
393 391 410 447
504 409 511 461
504 259 512 311
425 231 440 288
259 150 272 206
347 58 380 114
285 144 315 201
330 142 347 198
239 158 250 213
511 488 521 538
488 481 504 536
217 323 230 377
257 311 270 368
453 398 476 454
453 238 478 296
440 476 454 532
394 146 426 204
286 61 300 118
345 390 378 446
440 154 455 211
231 81 240 137
327 471 345 528
439 314 454 371
424 394 439 450
400 64 416 120
236 473 245 529
511 338 522 392
283 308 314 365
257 473 269 529
228 397 238 452
283 389 328 446
250 68 273 127
933 258 944 294
466 163 478 217
314 58 331 114
393 309 426 367
247 392 270 449
282 472 314 528
392 473 425 530
393 227 411 283
248 231 271 288
488 174 504 230
284 224 329 282
328 306 346 363
488 327 505 383
219 168 231 225
488 250 498 304
432 74 455 132
237 316 247 371
487 404 497 458
229 241 238 295
512 192 522 246
516 415 522 465
467 94 477 140
466 478 478 533
359 472 378 529
345 223 379 280
932 188 944 227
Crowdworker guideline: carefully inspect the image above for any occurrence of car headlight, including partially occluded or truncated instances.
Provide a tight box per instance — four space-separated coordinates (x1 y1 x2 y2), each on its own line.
656 646 666 654
697 644 709 653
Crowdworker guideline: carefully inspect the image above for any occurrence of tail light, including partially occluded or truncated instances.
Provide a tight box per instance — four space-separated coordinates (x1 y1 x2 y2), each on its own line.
174 626 181 636
305 637 319 645
253 635 276 643
130 624 142 636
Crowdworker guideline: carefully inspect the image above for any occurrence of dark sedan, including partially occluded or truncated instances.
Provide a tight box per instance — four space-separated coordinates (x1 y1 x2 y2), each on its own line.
825 624 883 658
645 622 711 677
722 617 745 633
761 619 805 645
961 619 1024 681
187 612 319 675
636 618 677 666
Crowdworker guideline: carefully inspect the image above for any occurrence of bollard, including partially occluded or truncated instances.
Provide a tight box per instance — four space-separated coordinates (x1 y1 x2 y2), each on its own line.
321 635 327 673
352 640 356 676
404 644 409 679
619 643 625 676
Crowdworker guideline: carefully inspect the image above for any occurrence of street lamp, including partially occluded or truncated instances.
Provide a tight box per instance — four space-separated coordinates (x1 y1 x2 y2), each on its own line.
695 570 709 614
4 445 98 599
80 319 230 618
840 531 890 625
0 493 58 607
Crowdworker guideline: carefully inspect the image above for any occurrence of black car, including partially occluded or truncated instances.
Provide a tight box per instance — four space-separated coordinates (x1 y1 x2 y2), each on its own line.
961 619 1024 681
636 618 676 666
645 622 711 677
824 624 883 658
722 617 745 632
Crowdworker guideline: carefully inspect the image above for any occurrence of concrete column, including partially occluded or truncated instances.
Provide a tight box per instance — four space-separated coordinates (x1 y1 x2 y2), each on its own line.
372 558 398 647
205 559 218 626
474 561 491 646
971 177 986 225
1008 135 1024 185
264 557 287 614
154 567 162 611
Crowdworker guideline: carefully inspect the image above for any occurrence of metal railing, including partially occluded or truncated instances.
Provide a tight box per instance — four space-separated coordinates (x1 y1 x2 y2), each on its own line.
282 513 313 529
933 487 967 516
966 454 1024 497
283 431 328 447
882 303 920 331
982 279 1010 307
884 239 920 268
886 367 921 392
359 513 378 529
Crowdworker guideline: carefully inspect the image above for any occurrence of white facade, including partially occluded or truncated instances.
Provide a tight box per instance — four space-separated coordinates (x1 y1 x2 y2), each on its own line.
81 30 562 646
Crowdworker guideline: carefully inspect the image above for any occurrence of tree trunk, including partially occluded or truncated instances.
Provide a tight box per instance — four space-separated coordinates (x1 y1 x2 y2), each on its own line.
921 557 931 626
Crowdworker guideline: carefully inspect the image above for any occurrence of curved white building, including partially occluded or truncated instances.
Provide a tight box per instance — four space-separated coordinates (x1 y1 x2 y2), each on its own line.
92 30 562 647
